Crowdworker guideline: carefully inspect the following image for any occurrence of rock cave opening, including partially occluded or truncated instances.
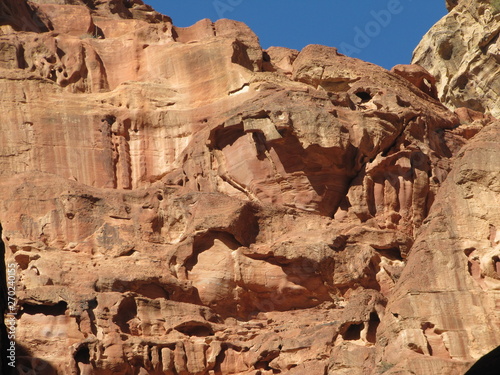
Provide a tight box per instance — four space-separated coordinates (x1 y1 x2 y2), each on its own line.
366 312 380 344
20 301 68 316
342 323 363 341
113 296 137 334
354 91 373 103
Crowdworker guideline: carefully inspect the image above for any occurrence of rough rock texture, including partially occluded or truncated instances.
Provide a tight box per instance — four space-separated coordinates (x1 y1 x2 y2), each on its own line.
413 0 500 117
0 1 499 374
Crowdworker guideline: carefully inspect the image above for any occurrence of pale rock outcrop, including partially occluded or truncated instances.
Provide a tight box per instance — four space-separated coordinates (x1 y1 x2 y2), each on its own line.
413 0 500 117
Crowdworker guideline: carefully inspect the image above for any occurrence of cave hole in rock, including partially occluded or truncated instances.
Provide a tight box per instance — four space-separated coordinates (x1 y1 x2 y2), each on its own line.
14 253 33 270
438 40 453 60
48 70 56 82
74 344 90 365
45 55 57 64
151 214 164 234
377 247 403 262
102 115 116 126
113 296 137 334
342 323 362 341
366 312 380 344
174 321 214 337
119 248 136 257
355 91 373 103
456 74 469 90
21 301 68 316
18 45 27 69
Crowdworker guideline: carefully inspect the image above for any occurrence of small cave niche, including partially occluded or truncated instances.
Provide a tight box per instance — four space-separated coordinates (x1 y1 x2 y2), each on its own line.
151 214 164 234
14 253 34 270
101 115 116 126
342 323 362 341
174 321 214 337
74 344 90 365
438 40 453 60
113 296 137 334
366 312 380 344
355 91 373 103
377 247 404 262
456 74 469 90
262 51 271 62
21 301 68 316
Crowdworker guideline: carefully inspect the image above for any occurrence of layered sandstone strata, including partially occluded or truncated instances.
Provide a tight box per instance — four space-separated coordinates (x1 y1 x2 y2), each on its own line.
0 1 498 374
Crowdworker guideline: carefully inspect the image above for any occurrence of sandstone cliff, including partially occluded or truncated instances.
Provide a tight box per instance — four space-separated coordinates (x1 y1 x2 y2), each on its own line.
0 1 498 374
414 0 500 117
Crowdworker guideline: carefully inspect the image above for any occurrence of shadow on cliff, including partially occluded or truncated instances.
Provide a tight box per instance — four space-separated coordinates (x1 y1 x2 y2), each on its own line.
210 123 357 217
465 346 500 375
0 0 48 32
0 223 57 375
10 343 58 375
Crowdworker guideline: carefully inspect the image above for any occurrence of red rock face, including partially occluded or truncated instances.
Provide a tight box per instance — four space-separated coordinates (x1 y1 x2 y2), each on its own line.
0 1 498 374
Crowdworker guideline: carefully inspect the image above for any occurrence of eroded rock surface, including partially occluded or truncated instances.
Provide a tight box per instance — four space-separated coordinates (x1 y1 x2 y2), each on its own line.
413 0 500 117
0 1 498 374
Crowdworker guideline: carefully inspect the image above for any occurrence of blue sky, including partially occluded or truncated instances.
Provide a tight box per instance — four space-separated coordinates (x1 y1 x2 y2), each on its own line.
146 1 447 70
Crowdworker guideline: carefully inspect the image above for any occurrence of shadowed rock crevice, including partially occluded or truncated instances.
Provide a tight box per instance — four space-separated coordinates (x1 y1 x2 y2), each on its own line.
20 301 68 316
113 295 137 334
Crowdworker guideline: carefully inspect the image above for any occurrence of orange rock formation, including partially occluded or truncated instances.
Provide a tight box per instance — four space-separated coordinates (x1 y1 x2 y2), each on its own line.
0 1 498 374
